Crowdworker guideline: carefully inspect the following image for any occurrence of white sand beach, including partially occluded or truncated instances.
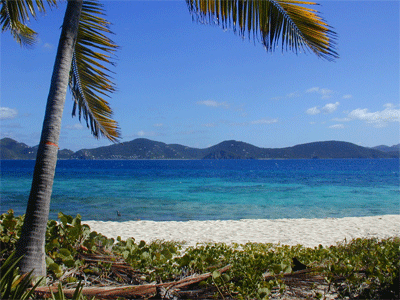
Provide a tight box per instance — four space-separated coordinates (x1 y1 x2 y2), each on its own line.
84 215 400 249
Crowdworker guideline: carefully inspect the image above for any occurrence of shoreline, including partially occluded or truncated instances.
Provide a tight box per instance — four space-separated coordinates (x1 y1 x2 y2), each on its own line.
84 214 400 249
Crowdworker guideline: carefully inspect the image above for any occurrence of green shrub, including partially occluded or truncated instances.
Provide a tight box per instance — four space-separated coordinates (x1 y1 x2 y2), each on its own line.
0 251 43 300
1 210 399 299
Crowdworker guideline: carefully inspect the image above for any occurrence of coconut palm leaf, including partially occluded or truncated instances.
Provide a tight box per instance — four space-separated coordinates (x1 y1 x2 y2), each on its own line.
69 0 120 142
186 0 338 60
0 0 56 47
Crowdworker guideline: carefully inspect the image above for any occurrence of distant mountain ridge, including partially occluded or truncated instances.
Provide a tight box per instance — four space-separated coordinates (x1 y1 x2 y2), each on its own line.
372 144 400 154
0 138 73 160
1 137 398 160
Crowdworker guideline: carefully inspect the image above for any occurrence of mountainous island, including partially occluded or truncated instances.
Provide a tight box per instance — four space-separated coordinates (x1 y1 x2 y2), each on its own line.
1 137 398 160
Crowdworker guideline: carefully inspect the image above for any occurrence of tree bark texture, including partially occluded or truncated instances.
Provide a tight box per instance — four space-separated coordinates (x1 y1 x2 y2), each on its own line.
16 0 83 278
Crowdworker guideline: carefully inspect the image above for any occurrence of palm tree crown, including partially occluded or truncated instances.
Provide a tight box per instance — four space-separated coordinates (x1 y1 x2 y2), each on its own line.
0 0 56 47
1 0 120 141
70 0 120 141
187 0 338 60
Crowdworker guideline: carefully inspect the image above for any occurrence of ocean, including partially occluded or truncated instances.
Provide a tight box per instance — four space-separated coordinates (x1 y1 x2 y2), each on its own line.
1 159 399 221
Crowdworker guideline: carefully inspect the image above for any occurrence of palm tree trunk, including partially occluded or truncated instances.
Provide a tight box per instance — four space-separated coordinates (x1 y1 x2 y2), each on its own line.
16 0 83 278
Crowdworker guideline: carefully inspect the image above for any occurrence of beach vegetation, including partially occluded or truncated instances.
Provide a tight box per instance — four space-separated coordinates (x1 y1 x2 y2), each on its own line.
0 251 43 300
1 210 399 299
3 0 338 279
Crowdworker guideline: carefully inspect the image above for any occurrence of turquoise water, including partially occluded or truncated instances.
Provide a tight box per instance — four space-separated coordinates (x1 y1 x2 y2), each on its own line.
1 159 399 221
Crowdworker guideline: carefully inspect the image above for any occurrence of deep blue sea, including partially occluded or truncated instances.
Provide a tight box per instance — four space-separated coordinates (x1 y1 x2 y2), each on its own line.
1 159 399 221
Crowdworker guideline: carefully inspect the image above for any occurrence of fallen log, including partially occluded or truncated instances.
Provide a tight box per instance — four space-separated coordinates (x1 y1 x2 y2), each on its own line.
34 265 231 299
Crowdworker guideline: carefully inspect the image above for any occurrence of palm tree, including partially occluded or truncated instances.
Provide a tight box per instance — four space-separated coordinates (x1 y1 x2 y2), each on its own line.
2 0 119 278
2 0 337 278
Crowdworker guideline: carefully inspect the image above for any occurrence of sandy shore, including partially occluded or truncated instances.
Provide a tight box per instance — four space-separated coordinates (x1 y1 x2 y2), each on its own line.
84 215 400 249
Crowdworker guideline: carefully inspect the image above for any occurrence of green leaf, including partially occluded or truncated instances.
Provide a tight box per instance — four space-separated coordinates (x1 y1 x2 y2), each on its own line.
222 273 230 282
140 251 150 260
212 270 221 279
45 257 54 266
186 0 338 61
48 263 61 272
58 248 71 257
70 0 119 141
161 249 172 260
258 287 271 298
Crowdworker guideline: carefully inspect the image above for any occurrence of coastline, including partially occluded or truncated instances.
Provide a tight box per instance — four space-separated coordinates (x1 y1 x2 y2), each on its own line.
84 214 400 249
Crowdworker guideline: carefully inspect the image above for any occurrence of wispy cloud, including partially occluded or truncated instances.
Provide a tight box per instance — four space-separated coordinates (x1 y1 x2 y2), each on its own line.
306 102 339 115
306 106 321 115
331 117 351 122
250 119 278 125
329 124 345 129
347 103 400 127
270 96 283 101
0 107 18 120
232 118 278 126
197 100 229 108
342 94 352 99
202 123 217 128
322 102 340 113
1 123 22 129
286 91 300 98
43 42 54 50
65 123 84 130
270 91 300 101
133 130 157 137
153 123 163 127
306 87 334 99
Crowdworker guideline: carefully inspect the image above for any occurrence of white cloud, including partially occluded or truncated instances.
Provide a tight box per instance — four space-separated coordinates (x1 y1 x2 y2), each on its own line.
153 123 163 127
65 123 84 130
384 103 395 108
332 117 351 122
306 87 333 99
270 91 300 101
306 87 319 93
133 130 159 137
43 43 54 50
342 94 352 99
1 123 22 128
0 107 18 120
306 106 321 115
329 124 345 129
322 102 340 113
306 102 339 115
347 103 400 127
251 119 278 125
197 100 228 108
231 118 278 126
270 96 283 101
320 89 334 99
286 91 300 98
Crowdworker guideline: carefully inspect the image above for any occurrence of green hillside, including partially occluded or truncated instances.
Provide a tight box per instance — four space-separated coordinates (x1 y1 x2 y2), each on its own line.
1 138 397 160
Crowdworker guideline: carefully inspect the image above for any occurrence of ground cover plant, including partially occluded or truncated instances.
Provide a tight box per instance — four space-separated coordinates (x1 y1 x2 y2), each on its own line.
1 209 399 299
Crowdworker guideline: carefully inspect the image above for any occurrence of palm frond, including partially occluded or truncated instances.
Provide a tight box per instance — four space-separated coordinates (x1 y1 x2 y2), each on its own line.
70 0 120 142
0 0 56 47
186 0 338 60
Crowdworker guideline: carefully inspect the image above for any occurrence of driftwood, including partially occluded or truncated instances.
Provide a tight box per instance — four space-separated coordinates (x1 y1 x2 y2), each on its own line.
34 265 231 299
263 267 349 299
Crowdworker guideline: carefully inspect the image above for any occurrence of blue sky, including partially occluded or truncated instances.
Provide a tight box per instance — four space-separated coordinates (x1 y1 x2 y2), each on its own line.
1 1 399 151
